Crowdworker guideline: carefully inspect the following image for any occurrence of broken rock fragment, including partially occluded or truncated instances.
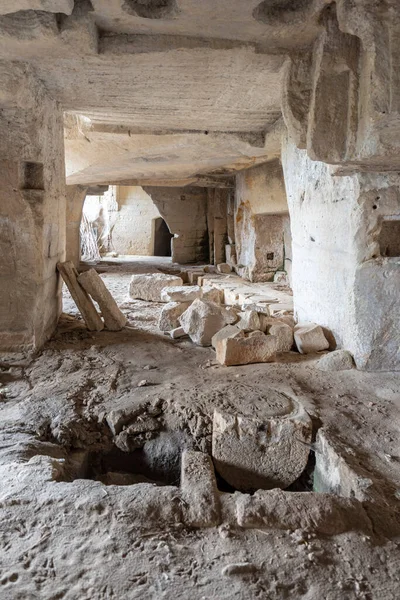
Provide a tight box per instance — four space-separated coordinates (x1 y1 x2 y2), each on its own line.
294 323 330 354
158 301 191 331
217 263 232 274
236 309 261 332
77 268 127 331
129 272 183 302
269 322 294 352
180 450 220 527
211 325 244 349
316 349 354 371
215 331 277 366
161 285 202 302
212 397 312 491
179 299 237 346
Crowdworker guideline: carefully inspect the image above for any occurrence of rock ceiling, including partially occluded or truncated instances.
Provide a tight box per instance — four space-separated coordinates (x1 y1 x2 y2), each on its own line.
0 0 330 186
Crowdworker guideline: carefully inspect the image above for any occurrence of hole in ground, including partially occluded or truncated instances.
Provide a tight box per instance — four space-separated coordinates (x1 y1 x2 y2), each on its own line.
86 447 181 486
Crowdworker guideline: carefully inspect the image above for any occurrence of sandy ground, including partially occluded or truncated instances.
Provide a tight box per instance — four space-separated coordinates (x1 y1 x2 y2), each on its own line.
0 260 400 599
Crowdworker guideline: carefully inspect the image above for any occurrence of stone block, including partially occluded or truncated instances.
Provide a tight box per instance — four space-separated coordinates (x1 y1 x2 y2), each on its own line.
77 268 127 331
179 299 235 346
161 285 202 302
211 325 244 349
202 286 224 304
225 244 237 266
212 396 312 491
129 273 183 302
217 263 232 274
294 323 330 354
316 350 354 371
169 326 187 339
180 450 221 528
236 309 261 332
235 490 372 535
269 322 294 352
188 271 204 284
158 302 191 332
215 332 277 366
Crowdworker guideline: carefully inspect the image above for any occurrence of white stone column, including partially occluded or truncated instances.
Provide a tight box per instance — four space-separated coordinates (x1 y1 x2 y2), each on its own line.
0 63 66 351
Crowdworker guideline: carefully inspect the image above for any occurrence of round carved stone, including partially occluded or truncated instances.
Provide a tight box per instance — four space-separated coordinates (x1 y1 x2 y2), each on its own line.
212 391 312 492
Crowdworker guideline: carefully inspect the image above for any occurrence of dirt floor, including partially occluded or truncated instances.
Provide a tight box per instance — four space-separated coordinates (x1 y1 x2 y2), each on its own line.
1 260 400 599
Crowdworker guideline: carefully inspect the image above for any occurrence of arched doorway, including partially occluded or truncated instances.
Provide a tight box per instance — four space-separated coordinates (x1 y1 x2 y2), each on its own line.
153 217 173 257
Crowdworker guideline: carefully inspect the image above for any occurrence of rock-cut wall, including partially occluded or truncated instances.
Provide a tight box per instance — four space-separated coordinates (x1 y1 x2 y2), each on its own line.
0 63 66 351
282 134 400 371
234 160 290 282
144 187 209 264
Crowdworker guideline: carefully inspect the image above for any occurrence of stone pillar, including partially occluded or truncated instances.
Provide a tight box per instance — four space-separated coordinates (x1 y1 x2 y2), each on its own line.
0 63 66 351
282 133 400 371
234 161 289 282
213 189 228 266
66 185 87 267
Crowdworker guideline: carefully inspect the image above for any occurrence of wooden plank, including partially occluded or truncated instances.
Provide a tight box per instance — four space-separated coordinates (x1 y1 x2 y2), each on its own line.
78 269 127 331
57 261 104 331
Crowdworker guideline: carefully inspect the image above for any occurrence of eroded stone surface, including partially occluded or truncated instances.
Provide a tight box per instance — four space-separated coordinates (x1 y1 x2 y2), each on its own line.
161 285 202 303
212 394 312 491
129 273 183 302
179 299 236 346
158 301 191 332
294 323 329 354
215 331 277 366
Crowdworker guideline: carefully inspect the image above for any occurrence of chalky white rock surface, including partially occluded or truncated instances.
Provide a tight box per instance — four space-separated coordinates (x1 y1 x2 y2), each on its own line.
129 273 183 302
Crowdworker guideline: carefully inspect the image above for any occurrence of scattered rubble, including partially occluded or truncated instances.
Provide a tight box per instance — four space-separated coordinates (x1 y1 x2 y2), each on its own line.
179 299 237 346
217 263 232 274
161 285 202 302
158 301 191 332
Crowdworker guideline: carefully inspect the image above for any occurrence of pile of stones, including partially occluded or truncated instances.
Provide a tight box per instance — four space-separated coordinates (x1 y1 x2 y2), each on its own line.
129 272 336 367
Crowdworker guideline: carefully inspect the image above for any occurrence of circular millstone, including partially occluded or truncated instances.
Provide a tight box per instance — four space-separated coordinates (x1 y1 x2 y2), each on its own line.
211 390 312 492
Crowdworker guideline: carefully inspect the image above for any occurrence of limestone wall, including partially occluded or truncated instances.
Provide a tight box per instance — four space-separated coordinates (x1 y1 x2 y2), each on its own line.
234 160 289 282
282 134 400 371
0 64 66 351
144 187 208 263
112 187 161 256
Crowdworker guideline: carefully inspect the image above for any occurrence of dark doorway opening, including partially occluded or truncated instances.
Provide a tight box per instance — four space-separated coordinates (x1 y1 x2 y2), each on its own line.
154 217 173 257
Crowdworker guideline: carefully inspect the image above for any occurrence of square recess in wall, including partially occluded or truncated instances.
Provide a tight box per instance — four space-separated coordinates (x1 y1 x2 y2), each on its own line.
20 161 44 191
379 218 400 257
267 252 274 260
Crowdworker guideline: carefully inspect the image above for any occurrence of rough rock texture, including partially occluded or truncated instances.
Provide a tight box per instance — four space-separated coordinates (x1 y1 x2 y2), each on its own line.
129 272 183 302
181 450 220 528
215 331 277 366
57 262 104 332
269 322 294 352
0 64 67 351
158 301 191 332
179 299 236 346
161 285 202 303
211 325 244 350
78 268 127 331
314 429 374 501
236 309 261 332
317 350 354 372
217 263 231 274
234 161 289 282
294 323 329 354
66 184 88 267
282 134 400 370
236 490 371 536
202 286 223 304
212 395 312 491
